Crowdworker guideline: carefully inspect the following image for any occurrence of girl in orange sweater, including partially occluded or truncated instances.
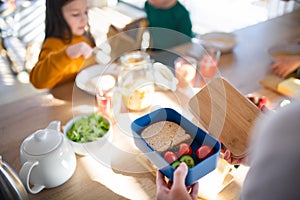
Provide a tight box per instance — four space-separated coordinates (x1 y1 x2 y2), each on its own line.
30 0 95 89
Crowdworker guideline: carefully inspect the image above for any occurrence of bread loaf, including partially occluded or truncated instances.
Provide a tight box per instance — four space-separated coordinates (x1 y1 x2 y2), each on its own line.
141 121 191 153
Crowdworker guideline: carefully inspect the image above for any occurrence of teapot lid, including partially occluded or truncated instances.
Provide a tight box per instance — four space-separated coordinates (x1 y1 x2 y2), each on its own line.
0 155 29 200
22 129 62 156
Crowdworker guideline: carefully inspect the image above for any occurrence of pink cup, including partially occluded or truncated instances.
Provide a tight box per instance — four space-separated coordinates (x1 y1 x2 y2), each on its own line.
200 48 221 79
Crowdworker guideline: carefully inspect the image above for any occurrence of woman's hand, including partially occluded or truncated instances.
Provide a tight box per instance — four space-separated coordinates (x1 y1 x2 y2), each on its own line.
156 162 199 200
66 42 93 59
270 56 300 78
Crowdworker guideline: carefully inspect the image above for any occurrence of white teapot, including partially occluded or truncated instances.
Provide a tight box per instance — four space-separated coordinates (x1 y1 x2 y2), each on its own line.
19 121 76 194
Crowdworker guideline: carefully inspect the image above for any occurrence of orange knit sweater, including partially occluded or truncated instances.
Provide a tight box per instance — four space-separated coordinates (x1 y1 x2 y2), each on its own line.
30 35 94 89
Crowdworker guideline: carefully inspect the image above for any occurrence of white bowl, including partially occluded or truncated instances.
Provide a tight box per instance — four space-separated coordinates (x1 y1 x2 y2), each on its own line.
63 114 113 156
200 32 237 53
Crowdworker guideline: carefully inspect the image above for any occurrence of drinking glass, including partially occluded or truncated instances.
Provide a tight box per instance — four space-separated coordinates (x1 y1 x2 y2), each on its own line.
200 48 221 79
95 74 116 118
174 56 197 88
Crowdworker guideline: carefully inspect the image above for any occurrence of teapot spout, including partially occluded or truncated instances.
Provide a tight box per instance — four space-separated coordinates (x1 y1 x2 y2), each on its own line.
46 121 61 131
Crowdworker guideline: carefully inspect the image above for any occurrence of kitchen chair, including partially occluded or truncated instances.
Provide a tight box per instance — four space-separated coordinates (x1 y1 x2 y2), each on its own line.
0 0 44 74
107 17 148 61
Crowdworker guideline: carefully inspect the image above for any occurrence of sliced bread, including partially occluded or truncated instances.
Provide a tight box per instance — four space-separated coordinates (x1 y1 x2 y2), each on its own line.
141 121 191 153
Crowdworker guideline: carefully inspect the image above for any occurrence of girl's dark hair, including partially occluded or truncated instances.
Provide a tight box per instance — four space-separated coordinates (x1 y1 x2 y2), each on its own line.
45 0 95 45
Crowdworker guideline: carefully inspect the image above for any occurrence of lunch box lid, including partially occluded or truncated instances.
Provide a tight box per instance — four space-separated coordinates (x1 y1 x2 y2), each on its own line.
0 155 29 200
189 78 261 158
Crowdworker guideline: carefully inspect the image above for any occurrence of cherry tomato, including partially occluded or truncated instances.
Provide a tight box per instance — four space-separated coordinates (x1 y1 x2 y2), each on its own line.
256 96 268 110
196 145 213 161
177 143 193 157
259 96 268 104
163 151 177 164
257 101 264 109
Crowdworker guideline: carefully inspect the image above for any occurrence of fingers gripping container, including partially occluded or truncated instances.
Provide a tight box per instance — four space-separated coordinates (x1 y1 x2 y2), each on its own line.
131 108 221 186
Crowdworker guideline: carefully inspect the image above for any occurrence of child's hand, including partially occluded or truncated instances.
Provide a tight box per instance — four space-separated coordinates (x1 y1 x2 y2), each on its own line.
66 42 93 59
270 56 300 78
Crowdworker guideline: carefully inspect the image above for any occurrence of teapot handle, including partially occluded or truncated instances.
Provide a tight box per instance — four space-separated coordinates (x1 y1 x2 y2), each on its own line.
19 161 45 194
47 120 61 131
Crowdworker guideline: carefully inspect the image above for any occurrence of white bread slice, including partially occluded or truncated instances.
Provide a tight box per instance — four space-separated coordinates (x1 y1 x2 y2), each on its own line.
141 121 191 153
277 77 300 97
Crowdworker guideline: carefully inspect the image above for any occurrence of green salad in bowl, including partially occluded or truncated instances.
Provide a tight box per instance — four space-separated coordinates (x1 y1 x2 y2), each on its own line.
66 113 110 143
64 113 112 155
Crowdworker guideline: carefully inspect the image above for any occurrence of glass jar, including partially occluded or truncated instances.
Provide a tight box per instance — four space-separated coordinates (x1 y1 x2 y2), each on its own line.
118 51 155 111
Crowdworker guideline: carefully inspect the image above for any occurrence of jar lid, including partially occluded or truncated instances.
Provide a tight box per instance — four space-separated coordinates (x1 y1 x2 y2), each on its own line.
120 51 151 69
22 129 62 156
0 156 29 200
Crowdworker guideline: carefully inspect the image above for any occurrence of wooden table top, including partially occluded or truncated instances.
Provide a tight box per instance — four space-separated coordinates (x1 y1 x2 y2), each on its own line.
171 8 300 95
1 9 299 200
0 81 159 200
219 8 300 94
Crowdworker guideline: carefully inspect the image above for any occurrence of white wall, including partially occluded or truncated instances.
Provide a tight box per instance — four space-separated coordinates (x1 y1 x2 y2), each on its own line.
181 0 297 34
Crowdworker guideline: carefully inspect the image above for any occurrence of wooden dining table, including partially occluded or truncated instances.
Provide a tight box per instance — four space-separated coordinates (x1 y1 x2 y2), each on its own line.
0 8 299 200
171 8 300 96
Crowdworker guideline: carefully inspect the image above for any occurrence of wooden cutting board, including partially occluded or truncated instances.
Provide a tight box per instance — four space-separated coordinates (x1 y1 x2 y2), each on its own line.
188 78 261 158
259 74 284 93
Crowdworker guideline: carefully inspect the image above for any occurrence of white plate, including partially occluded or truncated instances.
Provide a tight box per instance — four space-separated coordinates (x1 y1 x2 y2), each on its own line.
200 32 236 53
268 44 300 61
75 64 118 95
